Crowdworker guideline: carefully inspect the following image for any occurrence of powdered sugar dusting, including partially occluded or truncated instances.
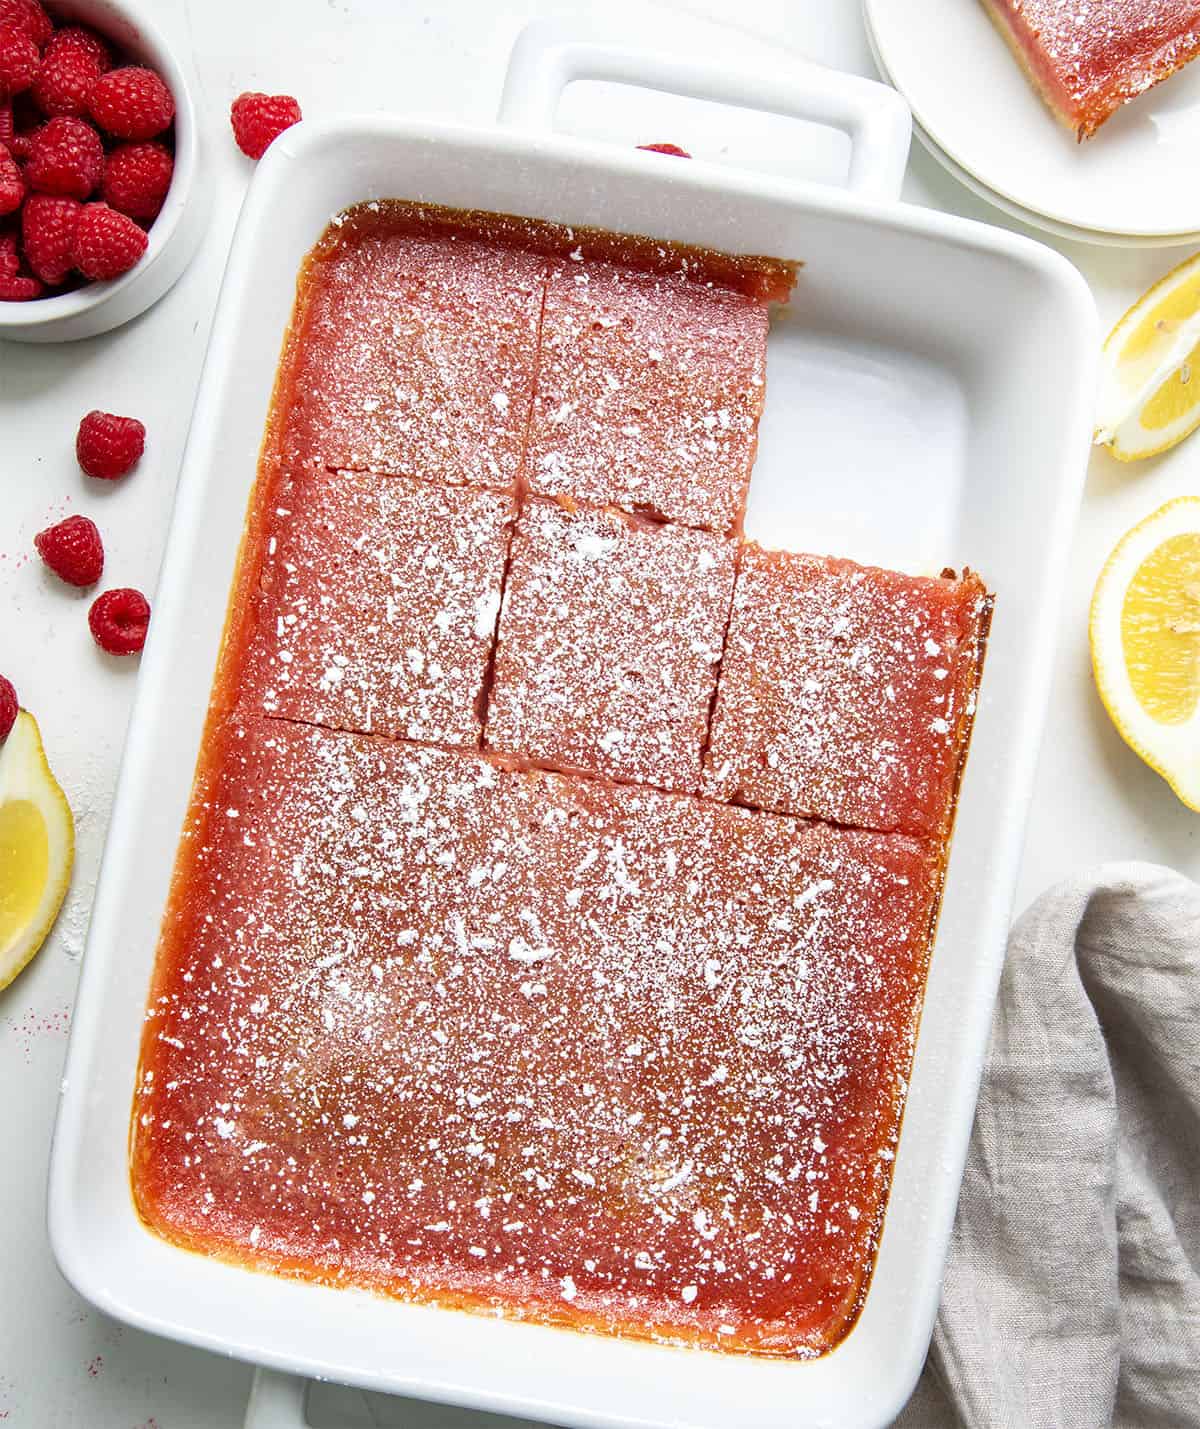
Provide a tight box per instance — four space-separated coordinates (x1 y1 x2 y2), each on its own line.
992 0 1200 136
485 500 737 793
703 548 989 837
525 259 769 534
129 200 983 1366
133 716 941 1358
242 470 512 747
285 230 546 489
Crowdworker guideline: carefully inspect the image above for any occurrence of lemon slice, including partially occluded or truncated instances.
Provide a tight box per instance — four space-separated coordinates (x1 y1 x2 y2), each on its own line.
1090 497 1200 809
0 710 74 991
1096 250 1200 462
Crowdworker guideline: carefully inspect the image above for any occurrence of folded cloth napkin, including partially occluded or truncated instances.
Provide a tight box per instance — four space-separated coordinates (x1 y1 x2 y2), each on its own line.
897 863 1200 1429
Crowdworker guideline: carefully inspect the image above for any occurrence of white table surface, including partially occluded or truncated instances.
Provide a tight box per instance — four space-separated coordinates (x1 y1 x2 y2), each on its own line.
1 1 1197 1424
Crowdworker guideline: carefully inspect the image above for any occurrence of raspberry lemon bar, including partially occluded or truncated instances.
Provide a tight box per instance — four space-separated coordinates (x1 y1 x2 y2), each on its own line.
240 468 512 746
130 198 990 1363
703 548 990 838
134 714 943 1358
485 498 737 792
525 256 774 534
982 0 1200 139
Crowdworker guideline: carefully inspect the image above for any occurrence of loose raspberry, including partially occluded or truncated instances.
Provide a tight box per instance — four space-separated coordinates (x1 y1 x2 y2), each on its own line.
230 91 301 159
637 142 692 158
89 587 149 655
0 674 16 741
0 140 22 212
0 0 51 49
22 193 79 284
100 140 172 221
72 201 147 280
89 66 173 141
33 28 110 118
76 409 145 478
35 513 104 586
26 114 102 197
0 23 39 97
0 270 41 298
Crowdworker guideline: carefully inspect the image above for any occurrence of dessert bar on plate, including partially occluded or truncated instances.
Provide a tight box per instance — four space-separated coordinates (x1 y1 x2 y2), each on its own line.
129 198 991 1362
980 0 1200 139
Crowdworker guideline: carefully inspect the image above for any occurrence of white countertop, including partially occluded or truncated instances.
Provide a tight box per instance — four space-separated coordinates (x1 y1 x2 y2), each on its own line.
1 1 1196 1424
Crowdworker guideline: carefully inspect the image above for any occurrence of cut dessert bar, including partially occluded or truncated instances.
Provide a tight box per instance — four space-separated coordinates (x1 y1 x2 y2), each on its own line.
703 546 990 838
241 468 512 746
484 498 737 792
283 218 547 488
981 0 1200 139
133 713 943 1358
523 256 773 534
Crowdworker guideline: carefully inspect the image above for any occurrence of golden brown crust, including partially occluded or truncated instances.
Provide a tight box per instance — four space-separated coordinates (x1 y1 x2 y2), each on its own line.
315 199 799 305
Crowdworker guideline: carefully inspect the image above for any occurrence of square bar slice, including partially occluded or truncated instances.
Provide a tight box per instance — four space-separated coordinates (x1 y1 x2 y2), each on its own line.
484 498 737 792
981 0 1200 139
524 257 772 534
703 546 991 837
241 468 512 746
284 221 547 489
133 712 944 1359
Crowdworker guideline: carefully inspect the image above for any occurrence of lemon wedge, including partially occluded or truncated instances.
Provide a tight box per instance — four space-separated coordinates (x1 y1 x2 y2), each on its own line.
1096 250 1200 461
1090 497 1200 809
0 710 74 991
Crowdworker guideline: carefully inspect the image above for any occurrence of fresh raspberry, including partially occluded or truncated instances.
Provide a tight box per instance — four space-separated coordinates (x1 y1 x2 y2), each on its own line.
230 91 301 159
637 142 692 158
26 114 103 197
100 140 172 221
89 66 173 140
88 587 149 655
76 409 145 478
32 29 110 118
46 25 111 69
0 269 40 298
0 674 16 741
72 201 147 280
35 513 104 586
0 230 17 276
0 140 22 212
0 23 39 97
22 193 79 284
0 0 51 49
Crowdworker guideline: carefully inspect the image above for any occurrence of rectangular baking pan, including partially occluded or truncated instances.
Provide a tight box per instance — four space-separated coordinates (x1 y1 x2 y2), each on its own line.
48 26 1097 1429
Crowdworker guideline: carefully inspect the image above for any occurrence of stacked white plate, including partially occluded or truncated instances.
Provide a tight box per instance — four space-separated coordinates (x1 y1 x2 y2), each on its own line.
864 0 1200 247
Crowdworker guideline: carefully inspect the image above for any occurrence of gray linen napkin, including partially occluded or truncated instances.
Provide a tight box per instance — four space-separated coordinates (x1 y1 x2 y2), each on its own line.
898 862 1200 1429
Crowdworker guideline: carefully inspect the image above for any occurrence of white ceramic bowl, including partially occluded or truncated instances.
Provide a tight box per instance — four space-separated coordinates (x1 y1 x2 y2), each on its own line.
0 0 208 343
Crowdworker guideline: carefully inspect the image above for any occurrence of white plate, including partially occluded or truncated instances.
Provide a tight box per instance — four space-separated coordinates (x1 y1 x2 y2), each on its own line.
865 0 1200 243
48 26 1097 1429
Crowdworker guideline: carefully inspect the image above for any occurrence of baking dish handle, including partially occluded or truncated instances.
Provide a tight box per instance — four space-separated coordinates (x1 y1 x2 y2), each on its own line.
498 17 912 202
243 1367 307 1428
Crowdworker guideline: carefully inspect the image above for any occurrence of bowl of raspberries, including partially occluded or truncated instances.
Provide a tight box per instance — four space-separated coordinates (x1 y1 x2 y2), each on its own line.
0 0 206 342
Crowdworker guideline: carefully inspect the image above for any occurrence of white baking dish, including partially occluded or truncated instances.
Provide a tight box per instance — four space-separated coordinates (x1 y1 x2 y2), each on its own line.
48 24 1097 1429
